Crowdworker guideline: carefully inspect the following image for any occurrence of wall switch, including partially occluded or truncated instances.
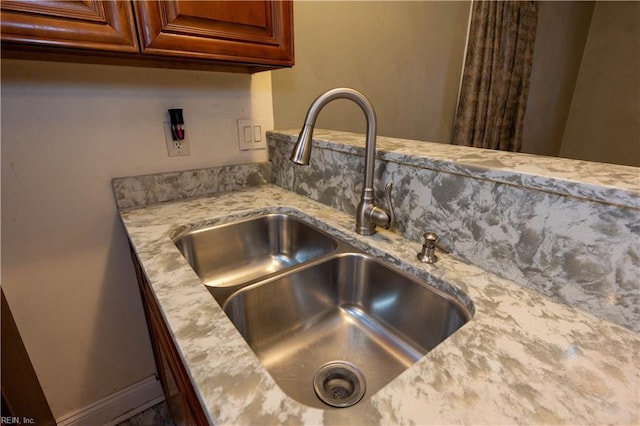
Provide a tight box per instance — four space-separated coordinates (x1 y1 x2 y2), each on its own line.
237 119 267 150
163 121 190 157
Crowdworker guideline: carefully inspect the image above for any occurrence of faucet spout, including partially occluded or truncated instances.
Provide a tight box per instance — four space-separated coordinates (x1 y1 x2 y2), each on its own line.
290 124 315 165
290 88 395 235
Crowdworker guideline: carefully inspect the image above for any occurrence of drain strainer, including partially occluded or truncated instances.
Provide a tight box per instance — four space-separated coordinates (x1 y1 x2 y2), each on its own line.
313 361 366 408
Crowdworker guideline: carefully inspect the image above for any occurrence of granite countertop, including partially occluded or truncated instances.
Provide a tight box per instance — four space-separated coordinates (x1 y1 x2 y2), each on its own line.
120 184 639 425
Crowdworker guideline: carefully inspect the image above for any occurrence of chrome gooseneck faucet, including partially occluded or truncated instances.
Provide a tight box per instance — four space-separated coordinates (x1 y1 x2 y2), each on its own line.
290 88 395 235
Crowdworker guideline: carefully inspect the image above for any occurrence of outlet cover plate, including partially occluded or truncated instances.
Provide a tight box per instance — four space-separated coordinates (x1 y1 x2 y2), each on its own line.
163 122 190 157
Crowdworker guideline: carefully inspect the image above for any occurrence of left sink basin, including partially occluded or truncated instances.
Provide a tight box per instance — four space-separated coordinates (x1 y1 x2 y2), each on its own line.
173 213 338 304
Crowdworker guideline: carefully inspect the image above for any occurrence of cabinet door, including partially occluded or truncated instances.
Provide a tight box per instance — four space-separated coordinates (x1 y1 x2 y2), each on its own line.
130 246 209 425
134 0 294 66
0 0 138 52
1 290 55 425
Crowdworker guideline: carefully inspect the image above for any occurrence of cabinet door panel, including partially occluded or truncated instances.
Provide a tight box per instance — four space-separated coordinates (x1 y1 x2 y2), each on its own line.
1 0 138 52
135 0 293 66
168 1 268 29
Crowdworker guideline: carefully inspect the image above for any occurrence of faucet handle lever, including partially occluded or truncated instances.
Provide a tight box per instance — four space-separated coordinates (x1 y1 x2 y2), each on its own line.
383 182 395 229
364 182 395 230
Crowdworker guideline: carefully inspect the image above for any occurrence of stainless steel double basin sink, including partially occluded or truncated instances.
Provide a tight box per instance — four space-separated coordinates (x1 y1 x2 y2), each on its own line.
173 213 472 409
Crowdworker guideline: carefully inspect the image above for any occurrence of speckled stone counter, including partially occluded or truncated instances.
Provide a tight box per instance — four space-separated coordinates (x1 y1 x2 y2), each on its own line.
119 185 639 425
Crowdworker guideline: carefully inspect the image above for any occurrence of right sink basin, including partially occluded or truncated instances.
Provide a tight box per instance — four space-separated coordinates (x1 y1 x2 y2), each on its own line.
223 251 472 410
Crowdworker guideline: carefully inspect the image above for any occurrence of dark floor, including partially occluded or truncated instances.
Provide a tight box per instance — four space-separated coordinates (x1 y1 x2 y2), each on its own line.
116 401 174 426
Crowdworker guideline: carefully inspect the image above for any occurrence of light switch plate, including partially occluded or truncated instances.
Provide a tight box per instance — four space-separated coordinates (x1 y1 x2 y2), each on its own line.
237 119 267 150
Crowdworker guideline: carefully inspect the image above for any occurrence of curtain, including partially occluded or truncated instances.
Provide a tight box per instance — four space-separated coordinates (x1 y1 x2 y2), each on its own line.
452 1 539 152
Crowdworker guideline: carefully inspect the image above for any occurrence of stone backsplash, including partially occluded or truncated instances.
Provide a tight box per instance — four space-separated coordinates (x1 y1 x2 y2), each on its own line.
112 163 271 209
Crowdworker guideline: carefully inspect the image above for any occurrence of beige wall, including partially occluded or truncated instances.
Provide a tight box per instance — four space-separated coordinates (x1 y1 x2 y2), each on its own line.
523 1 594 157
275 1 638 167
559 1 640 166
1 60 272 417
272 1 471 143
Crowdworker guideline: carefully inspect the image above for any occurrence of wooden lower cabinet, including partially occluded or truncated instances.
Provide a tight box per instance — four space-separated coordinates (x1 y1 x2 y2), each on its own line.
1 289 56 425
130 246 209 426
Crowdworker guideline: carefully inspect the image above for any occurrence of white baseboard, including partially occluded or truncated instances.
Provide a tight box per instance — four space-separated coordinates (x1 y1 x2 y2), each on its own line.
56 375 165 426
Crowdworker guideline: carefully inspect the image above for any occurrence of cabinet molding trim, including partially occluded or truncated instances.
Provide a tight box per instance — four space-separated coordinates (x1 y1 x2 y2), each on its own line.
55 375 164 426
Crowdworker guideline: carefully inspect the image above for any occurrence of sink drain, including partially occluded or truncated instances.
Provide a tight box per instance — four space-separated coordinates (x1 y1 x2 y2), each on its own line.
313 361 366 408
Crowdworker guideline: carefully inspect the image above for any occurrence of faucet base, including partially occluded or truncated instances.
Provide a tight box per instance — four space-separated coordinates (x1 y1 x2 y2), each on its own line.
355 224 377 236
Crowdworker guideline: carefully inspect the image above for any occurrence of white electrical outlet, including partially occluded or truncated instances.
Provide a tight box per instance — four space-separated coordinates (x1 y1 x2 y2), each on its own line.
163 122 190 157
237 119 267 150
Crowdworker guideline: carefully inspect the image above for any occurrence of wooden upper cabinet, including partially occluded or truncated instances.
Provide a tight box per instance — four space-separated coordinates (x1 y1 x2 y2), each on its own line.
0 0 139 52
135 1 294 67
1 0 294 71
